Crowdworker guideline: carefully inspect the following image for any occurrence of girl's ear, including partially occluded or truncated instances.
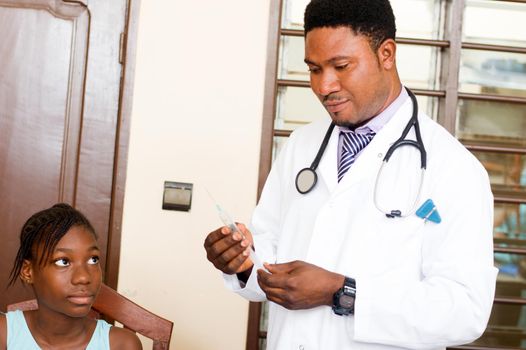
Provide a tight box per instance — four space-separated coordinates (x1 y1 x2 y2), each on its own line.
20 259 34 285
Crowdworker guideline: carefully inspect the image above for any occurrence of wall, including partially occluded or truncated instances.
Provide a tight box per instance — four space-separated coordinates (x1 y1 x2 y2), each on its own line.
118 1 271 349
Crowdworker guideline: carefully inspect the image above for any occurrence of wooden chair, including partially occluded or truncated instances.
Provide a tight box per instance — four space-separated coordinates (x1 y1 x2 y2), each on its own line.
7 284 173 350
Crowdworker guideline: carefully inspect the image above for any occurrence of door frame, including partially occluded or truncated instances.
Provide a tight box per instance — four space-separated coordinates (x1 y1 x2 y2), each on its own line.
105 0 141 289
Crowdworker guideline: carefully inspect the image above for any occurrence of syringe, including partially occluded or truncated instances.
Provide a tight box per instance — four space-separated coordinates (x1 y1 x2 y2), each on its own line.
206 188 265 270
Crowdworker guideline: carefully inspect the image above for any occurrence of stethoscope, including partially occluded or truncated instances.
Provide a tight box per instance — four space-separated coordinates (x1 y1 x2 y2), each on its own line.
295 87 427 218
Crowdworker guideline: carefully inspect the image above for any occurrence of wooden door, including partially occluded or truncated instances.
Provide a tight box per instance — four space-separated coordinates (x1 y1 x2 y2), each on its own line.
0 0 131 310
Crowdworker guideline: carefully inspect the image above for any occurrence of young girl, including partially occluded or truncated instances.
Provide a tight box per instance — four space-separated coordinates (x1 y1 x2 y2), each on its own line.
0 203 142 349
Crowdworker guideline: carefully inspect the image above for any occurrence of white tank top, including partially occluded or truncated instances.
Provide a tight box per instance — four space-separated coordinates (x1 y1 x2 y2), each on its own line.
6 310 111 349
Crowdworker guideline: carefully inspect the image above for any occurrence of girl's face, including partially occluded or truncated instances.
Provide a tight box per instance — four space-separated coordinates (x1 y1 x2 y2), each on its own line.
22 225 102 318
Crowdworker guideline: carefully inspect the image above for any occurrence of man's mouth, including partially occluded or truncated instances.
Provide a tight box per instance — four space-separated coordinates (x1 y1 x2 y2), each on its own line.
324 99 349 113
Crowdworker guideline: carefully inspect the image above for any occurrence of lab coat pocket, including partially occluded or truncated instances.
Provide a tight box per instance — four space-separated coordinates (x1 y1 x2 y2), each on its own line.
370 213 426 278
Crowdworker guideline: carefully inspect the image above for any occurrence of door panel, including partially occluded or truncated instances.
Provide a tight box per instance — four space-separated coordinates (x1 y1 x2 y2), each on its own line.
0 0 128 310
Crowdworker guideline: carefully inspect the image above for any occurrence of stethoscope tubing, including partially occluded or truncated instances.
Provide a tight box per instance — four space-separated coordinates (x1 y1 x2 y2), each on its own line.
373 88 427 218
373 163 426 218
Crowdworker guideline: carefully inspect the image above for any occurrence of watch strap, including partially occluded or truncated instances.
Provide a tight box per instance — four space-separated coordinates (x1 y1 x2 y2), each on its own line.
332 276 356 316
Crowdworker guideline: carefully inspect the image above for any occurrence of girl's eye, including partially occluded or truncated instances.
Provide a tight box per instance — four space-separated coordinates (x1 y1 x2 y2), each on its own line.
54 258 70 267
88 256 100 265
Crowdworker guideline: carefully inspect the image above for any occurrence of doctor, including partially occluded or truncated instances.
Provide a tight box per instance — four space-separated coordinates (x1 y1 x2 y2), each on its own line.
204 0 498 349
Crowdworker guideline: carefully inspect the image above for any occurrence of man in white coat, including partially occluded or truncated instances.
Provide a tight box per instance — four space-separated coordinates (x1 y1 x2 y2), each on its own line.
204 0 498 349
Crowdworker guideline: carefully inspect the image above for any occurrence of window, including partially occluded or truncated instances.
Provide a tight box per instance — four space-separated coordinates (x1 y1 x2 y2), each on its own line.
251 1 526 349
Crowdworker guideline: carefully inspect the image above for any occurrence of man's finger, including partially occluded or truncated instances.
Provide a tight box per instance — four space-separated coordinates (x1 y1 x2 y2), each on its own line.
263 261 296 274
203 226 231 248
261 286 286 303
257 268 289 289
206 230 246 261
223 247 253 274
214 239 250 266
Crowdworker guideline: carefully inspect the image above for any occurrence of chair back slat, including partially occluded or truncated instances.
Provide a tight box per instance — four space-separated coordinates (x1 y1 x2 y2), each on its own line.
92 284 173 342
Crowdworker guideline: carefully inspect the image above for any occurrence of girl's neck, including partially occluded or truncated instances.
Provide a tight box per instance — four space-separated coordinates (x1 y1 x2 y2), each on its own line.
25 308 95 348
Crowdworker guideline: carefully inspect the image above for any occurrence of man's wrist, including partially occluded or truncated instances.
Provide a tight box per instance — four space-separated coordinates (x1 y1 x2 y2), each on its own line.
236 266 253 285
327 274 345 306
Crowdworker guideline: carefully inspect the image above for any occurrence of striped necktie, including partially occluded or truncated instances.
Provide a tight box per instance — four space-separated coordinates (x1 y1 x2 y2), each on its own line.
337 130 376 182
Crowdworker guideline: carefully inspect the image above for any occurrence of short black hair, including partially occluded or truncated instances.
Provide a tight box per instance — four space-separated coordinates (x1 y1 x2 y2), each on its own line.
8 203 96 286
304 0 396 51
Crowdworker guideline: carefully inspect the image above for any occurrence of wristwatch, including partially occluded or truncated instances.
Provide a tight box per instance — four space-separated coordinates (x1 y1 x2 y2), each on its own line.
332 276 356 316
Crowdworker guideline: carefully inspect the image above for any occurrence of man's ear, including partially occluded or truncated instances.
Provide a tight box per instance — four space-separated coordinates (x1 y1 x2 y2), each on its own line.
20 259 34 285
377 38 397 70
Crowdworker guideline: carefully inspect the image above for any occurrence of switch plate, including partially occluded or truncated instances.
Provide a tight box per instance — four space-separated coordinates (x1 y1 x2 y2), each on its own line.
162 181 193 211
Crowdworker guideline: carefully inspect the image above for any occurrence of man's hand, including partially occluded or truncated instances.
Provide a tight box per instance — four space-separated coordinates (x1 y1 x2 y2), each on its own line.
204 223 254 275
257 260 344 310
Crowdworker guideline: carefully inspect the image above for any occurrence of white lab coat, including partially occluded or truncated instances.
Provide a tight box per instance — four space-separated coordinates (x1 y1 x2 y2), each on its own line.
224 98 498 350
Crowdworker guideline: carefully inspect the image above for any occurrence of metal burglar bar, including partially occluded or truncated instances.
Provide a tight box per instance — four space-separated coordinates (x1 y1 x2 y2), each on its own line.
251 0 526 349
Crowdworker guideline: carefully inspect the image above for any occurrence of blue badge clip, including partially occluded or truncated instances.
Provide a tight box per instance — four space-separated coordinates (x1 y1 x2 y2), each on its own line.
415 199 441 224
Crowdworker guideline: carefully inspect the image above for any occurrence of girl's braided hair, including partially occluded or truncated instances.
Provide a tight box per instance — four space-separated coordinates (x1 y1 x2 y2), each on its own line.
8 203 96 286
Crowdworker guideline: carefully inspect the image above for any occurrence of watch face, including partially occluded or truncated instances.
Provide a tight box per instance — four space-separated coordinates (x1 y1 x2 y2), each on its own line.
339 294 355 309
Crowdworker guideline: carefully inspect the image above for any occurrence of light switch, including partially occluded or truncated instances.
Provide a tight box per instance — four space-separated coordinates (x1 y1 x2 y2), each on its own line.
162 181 193 211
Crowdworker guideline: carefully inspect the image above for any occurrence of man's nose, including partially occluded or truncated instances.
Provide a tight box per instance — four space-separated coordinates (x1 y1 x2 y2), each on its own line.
316 71 341 97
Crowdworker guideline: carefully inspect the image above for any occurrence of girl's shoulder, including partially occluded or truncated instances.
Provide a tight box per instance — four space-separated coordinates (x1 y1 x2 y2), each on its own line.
109 326 142 350
0 312 6 350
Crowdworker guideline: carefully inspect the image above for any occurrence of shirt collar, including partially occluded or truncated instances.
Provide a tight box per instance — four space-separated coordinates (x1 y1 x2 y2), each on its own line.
338 86 408 135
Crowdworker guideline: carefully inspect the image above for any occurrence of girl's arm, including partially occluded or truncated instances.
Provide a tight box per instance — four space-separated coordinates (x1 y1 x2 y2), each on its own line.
0 313 7 350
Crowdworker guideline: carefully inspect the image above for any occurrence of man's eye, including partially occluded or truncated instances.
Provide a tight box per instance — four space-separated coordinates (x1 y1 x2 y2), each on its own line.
54 258 70 267
88 256 100 265
335 64 349 70
308 67 320 73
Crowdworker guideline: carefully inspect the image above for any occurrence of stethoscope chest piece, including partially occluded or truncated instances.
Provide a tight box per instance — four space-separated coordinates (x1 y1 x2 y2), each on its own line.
295 122 336 195
295 167 318 194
